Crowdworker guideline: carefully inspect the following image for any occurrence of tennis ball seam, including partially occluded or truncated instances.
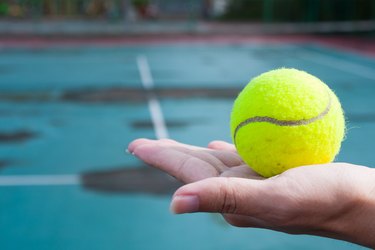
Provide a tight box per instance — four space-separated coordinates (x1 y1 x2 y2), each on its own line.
233 90 332 144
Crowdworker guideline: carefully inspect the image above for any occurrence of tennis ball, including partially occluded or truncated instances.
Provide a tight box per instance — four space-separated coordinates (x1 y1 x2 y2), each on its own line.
230 68 345 177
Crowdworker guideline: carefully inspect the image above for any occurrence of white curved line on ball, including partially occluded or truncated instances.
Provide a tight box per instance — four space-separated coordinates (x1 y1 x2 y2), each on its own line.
233 92 332 143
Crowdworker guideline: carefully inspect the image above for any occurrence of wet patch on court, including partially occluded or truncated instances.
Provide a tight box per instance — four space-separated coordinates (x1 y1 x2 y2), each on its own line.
62 87 240 103
82 166 182 195
0 92 57 102
131 119 190 129
62 88 147 103
0 160 12 169
0 130 38 143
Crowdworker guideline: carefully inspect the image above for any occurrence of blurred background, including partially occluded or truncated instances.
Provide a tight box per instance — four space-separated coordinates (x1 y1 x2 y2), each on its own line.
0 0 374 34
0 0 374 250
0 0 374 21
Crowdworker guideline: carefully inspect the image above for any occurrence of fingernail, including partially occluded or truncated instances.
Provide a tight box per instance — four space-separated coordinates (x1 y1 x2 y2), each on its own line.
125 149 136 156
170 195 199 214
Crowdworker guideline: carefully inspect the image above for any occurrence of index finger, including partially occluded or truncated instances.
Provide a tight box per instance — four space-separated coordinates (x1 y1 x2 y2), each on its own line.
128 139 219 183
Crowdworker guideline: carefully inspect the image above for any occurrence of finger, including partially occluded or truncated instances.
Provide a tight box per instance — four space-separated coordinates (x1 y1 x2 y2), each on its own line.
170 177 272 215
130 141 219 183
128 139 243 173
207 140 237 153
206 150 243 168
220 165 264 180
129 138 241 170
206 140 243 167
129 138 225 178
129 138 213 154
128 138 179 153
175 149 229 174
152 141 229 173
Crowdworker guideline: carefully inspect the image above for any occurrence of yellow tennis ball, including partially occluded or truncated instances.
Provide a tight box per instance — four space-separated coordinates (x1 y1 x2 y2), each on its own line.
230 68 345 177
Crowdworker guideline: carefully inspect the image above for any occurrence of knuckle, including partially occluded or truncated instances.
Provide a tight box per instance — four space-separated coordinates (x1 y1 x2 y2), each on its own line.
217 178 238 214
179 156 193 172
177 157 199 178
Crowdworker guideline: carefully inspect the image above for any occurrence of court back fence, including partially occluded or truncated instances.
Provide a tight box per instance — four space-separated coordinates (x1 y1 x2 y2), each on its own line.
0 0 374 22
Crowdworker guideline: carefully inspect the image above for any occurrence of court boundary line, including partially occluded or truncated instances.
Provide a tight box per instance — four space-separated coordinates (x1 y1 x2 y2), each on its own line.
137 55 169 139
0 175 80 186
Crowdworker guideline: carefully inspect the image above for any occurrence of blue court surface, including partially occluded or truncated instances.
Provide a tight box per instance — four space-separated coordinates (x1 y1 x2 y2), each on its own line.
0 41 374 249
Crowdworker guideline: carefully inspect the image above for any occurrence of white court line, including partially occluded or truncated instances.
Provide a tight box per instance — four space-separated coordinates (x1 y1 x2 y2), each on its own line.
0 55 169 186
0 175 80 186
137 55 153 90
137 55 169 139
300 50 375 81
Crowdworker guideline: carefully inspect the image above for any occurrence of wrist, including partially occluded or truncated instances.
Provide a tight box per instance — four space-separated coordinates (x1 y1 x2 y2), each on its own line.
329 166 375 248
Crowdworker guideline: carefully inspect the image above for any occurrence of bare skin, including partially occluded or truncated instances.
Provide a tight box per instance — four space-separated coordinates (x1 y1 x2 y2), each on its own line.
128 138 375 248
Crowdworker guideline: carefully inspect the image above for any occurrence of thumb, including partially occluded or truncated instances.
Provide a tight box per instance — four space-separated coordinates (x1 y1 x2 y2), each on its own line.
170 177 271 215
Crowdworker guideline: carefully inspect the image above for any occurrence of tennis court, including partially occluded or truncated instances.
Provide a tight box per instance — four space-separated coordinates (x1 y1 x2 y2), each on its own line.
0 38 374 249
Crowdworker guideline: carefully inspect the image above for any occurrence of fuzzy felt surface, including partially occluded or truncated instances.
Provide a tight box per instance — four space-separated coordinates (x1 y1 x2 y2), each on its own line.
230 68 345 177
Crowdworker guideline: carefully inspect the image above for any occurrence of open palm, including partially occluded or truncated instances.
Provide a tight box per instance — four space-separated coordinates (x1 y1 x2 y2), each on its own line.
128 138 375 248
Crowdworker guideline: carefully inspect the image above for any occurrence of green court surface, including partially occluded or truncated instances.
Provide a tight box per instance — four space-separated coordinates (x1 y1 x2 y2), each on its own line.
0 41 374 249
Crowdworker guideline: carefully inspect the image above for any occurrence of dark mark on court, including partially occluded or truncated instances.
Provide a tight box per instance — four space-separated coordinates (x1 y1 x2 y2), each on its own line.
82 166 182 195
64 87 241 102
0 160 11 169
0 131 38 143
0 87 240 103
131 119 190 129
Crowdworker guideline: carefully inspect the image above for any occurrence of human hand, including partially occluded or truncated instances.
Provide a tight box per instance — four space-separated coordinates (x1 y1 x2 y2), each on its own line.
128 139 375 248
